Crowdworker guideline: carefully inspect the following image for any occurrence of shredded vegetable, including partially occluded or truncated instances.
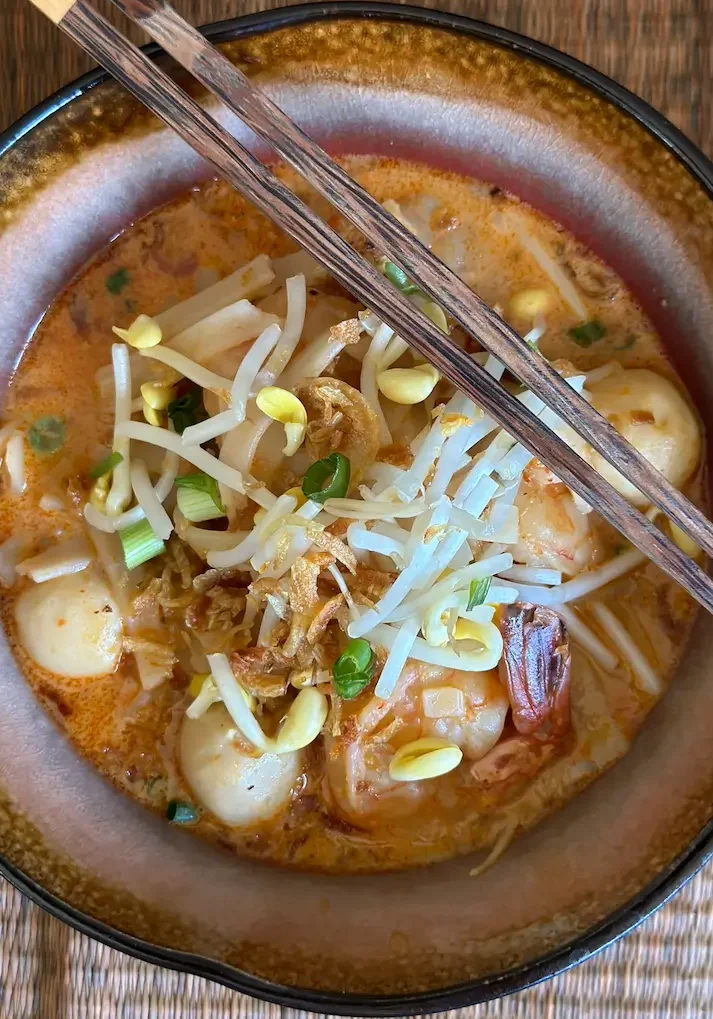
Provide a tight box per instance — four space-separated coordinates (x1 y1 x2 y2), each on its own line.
255 274 307 388
590 603 661 695
156 255 274 339
106 343 132 516
130 459 173 541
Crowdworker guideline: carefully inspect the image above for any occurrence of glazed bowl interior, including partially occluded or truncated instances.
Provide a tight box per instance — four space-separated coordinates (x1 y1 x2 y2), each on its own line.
2 5 713 1011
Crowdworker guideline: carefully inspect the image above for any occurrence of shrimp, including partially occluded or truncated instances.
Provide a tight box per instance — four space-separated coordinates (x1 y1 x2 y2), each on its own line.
512 474 599 575
472 605 572 789
498 604 571 737
324 664 509 826
512 366 701 573
470 735 557 788
419 670 510 759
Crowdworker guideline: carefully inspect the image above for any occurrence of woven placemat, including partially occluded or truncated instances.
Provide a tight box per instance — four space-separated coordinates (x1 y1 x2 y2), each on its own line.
2 1 713 1016
1 865 712 1018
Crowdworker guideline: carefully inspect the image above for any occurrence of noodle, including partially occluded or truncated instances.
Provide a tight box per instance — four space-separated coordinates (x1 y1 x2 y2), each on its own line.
156 255 274 339
3 162 701 875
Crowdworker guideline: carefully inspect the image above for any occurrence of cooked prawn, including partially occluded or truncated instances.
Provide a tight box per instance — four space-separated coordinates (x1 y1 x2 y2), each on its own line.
325 664 509 825
512 475 599 575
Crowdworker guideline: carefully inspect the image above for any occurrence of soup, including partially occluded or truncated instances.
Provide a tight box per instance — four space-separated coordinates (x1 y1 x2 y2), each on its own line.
0 158 703 873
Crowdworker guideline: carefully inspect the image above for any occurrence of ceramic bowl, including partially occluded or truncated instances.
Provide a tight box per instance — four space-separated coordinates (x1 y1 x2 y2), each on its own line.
2 3 713 1012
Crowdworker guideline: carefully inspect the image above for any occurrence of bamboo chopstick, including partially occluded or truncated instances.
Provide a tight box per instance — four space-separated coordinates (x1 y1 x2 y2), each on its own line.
26 0 713 618
107 0 713 565
32 0 74 21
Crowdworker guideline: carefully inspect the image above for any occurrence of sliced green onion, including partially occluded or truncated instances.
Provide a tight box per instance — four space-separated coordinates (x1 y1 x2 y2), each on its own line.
302 452 351 504
332 638 375 700
175 472 223 508
177 486 224 523
338 637 373 673
384 264 448 330
89 451 124 479
568 320 607 347
175 472 225 522
383 261 421 295
106 267 130 295
118 518 166 570
467 577 491 611
167 384 206 435
166 800 198 824
334 673 373 700
28 416 65 455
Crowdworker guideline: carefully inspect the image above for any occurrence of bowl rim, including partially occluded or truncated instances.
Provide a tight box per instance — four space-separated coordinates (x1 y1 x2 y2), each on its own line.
2 2 713 1012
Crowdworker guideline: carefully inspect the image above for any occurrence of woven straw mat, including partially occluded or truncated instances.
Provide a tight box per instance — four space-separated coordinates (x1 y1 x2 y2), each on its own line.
2 0 713 1008
2 862 713 1017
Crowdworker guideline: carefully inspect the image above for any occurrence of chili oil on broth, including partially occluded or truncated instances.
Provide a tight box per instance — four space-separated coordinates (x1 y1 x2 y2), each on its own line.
0 156 703 873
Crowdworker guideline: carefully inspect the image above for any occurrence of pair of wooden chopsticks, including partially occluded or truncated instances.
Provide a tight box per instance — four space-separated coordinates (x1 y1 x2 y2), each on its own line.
28 0 713 614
